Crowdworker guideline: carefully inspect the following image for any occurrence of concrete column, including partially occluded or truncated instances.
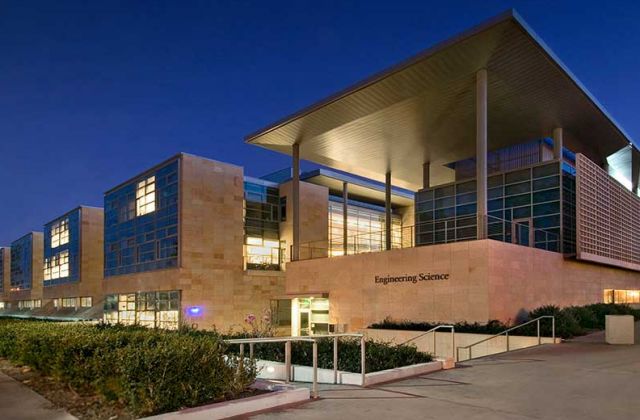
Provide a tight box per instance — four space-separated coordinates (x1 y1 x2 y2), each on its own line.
632 149 640 195
476 69 488 239
385 171 392 250
342 181 349 255
422 162 430 190
553 128 563 161
292 143 300 261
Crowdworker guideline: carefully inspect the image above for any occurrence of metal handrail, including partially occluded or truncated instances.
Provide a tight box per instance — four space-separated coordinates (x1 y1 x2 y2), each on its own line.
225 333 365 399
398 325 455 360
455 316 556 362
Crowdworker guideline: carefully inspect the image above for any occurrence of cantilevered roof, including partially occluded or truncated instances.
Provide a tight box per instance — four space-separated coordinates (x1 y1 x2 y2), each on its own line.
246 10 637 190
300 168 414 208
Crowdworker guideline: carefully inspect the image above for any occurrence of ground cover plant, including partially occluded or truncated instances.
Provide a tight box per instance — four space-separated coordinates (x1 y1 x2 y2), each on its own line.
369 303 640 339
0 319 255 417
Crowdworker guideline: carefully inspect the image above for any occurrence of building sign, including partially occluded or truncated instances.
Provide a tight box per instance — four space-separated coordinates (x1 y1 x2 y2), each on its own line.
374 273 449 285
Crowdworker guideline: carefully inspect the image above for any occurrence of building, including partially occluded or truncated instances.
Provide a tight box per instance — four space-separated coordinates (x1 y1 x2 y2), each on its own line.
1 10 639 335
246 10 640 331
99 153 409 331
0 207 104 318
4 232 44 312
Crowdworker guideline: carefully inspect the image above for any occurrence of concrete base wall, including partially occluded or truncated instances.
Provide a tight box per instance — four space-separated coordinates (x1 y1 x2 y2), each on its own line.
284 240 640 331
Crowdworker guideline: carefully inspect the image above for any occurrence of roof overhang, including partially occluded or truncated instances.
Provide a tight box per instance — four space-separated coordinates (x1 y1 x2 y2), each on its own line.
246 10 636 190
300 169 414 208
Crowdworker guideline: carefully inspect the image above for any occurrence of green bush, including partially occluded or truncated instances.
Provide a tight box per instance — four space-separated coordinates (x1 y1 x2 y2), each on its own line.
0 320 255 416
225 334 431 373
369 303 640 340
369 316 510 335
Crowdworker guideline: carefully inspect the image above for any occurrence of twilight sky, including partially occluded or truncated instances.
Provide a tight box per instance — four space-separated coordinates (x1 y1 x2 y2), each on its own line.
1 0 639 245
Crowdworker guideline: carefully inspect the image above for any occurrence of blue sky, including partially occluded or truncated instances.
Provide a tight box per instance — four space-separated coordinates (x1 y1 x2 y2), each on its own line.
1 0 639 245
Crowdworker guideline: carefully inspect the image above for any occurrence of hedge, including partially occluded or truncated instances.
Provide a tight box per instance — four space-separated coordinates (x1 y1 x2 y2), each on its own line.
369 303 640 339
0 320 254 416
225 335 432 373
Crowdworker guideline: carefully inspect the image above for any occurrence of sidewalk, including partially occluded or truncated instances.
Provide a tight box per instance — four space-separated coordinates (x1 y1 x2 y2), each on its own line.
0 372 76 420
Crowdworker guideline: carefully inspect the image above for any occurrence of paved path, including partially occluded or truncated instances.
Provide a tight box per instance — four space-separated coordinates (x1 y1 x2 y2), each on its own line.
253 341 640 420
0 372 76 420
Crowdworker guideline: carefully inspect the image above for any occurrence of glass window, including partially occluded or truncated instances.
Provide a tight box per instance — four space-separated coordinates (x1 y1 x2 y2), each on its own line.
80 297 93 308
604 289 640 304
103 290 181 329
244 181 282 269
44 250 70 281
51 219 69 248
329 201 402 257
10 234 33 290
105 160 179 277
136 176 156 216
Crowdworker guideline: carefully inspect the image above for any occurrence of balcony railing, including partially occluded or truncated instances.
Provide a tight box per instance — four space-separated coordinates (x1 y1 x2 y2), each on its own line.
294 214 560 261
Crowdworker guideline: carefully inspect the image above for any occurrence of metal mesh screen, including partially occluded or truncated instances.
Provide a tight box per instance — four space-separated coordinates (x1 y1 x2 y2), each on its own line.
576 154 640 270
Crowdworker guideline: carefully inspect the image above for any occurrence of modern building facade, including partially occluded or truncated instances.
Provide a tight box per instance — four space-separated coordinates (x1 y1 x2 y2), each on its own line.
246 10 640 331
1 10 639 335
0 207 104 318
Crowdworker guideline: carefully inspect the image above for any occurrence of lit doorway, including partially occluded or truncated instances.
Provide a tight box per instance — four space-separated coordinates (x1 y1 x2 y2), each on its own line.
291 297 330 336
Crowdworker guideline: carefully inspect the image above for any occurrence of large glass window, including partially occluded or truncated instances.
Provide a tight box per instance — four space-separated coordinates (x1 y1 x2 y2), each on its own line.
44 209 80 287
244 180 282 270
416 161 563 252
10 234 33 290
103 290 181 329
604 289 640 304
136 176 156 216
44 250 69 281
105 160 179 277
328 200 401 256
51 219 69 248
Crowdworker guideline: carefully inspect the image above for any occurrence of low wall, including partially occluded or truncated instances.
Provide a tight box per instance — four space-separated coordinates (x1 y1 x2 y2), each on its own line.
254 359 443 386
364 328 559 361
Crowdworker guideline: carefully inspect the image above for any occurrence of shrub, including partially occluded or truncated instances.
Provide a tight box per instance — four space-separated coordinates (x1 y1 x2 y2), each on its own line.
0 319 255 416
368 303 640 340
224 333 431 373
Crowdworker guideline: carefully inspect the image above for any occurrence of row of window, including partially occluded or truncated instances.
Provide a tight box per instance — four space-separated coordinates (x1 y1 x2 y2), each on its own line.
103 291 181 329
53 296 93 309
0 297 93 311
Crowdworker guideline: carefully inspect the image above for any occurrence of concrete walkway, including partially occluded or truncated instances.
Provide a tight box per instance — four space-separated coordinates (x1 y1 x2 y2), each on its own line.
0 372 76 420
253 341 640 420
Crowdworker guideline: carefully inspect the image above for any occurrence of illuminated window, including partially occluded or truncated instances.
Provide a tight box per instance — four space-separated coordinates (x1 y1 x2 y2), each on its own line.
136 176 156 216
103 291 180 329
18 299 41 310
80 297 93 308
44 250 70 280
328 201 402 257
0 302 5 310
604 289 640 304
245 237 281 270
62 297 78 308
51 219 70 248
53 298 60 308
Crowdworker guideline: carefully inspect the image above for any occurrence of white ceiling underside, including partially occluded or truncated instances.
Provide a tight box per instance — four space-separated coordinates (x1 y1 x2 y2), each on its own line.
247 14 632 191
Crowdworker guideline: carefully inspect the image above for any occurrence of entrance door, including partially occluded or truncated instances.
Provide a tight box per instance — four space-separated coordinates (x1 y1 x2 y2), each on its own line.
512 218 533 247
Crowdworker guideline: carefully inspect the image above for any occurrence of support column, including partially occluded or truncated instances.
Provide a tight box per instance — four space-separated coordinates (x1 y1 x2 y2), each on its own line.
292 143 300 261
342 181 349 255
422 162 430 190
385 171 392 250
553 128 563 161
476 69 488 239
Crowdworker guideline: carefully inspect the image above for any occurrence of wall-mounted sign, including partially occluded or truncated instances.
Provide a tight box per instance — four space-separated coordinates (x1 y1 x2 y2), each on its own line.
374 273 449 285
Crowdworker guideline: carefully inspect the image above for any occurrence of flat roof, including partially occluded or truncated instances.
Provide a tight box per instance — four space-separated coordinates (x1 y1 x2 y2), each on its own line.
246 10 637 190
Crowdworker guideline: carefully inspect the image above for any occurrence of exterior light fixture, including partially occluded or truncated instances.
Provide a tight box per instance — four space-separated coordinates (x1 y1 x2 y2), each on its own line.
187 306 203 316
